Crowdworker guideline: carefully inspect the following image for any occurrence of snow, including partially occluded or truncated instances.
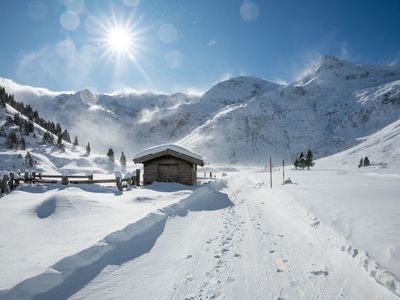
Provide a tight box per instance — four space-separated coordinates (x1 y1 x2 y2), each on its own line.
134 144 203 161
0 182 196 290
2 56 400 298
0 167 399 298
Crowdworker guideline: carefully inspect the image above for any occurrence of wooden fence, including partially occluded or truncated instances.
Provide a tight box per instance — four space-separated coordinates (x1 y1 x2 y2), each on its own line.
0 169 141 194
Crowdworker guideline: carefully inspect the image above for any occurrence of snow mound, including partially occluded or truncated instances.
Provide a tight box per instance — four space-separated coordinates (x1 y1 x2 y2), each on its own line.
35 194 75 219
36 198 56 219
0 181 232 299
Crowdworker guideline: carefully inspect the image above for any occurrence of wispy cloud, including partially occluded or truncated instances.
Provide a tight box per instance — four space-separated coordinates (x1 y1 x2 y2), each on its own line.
207 39 216 47
16 38 96 91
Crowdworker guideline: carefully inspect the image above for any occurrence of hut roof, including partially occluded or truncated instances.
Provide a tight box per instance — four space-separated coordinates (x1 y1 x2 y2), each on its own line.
133 144 204 166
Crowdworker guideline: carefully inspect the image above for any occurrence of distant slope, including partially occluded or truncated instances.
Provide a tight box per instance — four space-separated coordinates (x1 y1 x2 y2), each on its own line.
316 118 400 169
0 103 111 174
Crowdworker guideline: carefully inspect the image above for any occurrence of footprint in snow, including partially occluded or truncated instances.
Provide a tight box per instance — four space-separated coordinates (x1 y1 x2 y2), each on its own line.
186 254 193 259
234 253 241 258
269 250 275 253
310 267 329 277
277 234 284 238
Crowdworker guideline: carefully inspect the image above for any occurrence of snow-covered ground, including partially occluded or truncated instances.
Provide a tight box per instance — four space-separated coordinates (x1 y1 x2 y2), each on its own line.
0 165 399 299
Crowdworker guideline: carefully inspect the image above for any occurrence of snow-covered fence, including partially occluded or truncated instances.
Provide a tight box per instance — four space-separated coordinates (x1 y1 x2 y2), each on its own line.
0 171 141 194
1 171 23 194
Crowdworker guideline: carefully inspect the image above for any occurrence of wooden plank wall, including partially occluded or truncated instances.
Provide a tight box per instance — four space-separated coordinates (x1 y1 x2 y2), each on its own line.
143 155 196 185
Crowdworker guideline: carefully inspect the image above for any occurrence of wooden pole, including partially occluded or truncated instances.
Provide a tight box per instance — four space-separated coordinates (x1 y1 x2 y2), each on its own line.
9 172 14 190
269 157 272 189
282 160 285 185
115 173 123 191
136 169 141 186
1 174 9 194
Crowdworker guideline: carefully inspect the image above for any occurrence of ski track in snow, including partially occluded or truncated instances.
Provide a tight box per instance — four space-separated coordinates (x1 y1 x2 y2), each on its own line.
65 175 397 300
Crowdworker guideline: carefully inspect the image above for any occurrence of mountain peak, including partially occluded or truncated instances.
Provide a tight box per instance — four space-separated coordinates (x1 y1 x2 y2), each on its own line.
77 89 97 104
314 55 345 72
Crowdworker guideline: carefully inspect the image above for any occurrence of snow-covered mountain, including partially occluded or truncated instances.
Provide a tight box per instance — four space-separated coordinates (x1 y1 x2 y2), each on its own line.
181 56 400 163
0 102 117 174
2 55 400 165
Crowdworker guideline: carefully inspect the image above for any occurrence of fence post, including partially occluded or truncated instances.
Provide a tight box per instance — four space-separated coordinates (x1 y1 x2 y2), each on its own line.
9 172 14 190
24 171 29 182
136 169 141 186
1 174 9 194
131 174 136 185
115 172 123 191
61 170 69 185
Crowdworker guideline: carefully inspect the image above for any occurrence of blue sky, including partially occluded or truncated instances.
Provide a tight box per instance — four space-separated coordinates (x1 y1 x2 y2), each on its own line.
0 0 399 94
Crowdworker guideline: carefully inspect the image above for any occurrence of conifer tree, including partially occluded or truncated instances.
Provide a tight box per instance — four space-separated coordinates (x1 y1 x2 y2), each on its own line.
73 136 79 146
298 152 306 169
6 131 18 149
86 142 91 156
57 135 63 147
107 148 114 161
20 137 26 150
358 158 363 168
306 149 314 170
364 156 370 166
24 151 34 168
294 158 299 170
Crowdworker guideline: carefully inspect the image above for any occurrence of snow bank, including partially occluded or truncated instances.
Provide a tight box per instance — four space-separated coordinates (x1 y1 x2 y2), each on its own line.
0 180 231 299
280 168 400 296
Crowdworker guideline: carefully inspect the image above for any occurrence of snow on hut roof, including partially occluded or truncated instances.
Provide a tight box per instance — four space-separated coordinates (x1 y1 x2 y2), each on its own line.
134 144 204 165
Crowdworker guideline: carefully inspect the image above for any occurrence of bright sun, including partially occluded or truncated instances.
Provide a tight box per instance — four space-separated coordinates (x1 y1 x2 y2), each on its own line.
106 27 132 54
95 14 150 82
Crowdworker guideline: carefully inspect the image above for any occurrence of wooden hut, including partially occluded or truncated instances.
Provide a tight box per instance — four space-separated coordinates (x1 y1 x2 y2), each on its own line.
133 144 204 185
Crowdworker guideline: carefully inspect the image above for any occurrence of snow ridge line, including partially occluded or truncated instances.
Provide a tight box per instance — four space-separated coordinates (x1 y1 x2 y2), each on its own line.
274 188 400 297
340 242 400 296
0 180 233 300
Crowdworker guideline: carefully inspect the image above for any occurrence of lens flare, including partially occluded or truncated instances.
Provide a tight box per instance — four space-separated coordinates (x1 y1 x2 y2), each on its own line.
106 26 133 54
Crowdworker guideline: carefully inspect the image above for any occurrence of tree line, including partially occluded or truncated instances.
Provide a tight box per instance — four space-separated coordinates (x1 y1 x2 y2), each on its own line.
0 86 92 152
107 148 127 170
294 150 314 170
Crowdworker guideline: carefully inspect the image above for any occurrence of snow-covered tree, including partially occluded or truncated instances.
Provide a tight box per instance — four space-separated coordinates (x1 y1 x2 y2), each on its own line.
86 142 91 155
294 158 299 170
20 137 26 150
358 158 363 168
364 156 370 166
107 148 114 161
73 136 79 146
24 151 35 168
306 150 314 170
298 152 306 169
6 131 18 149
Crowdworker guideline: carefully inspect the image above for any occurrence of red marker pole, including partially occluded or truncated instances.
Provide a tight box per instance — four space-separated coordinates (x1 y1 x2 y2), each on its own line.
269 157 272 189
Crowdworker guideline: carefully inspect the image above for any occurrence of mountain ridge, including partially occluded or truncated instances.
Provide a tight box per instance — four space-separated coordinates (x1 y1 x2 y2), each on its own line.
1 55 400 165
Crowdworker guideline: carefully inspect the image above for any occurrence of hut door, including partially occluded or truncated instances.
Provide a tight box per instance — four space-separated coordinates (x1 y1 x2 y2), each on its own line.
158 164 179 182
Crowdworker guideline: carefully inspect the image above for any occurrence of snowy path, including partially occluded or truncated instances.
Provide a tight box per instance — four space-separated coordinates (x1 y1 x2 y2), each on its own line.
70 174 397 300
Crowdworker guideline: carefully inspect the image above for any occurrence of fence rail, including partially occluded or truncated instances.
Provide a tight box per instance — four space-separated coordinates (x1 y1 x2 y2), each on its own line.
0 169 141 195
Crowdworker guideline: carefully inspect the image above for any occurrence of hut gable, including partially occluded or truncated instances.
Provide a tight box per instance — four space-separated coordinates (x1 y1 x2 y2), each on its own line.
133 144 204 185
